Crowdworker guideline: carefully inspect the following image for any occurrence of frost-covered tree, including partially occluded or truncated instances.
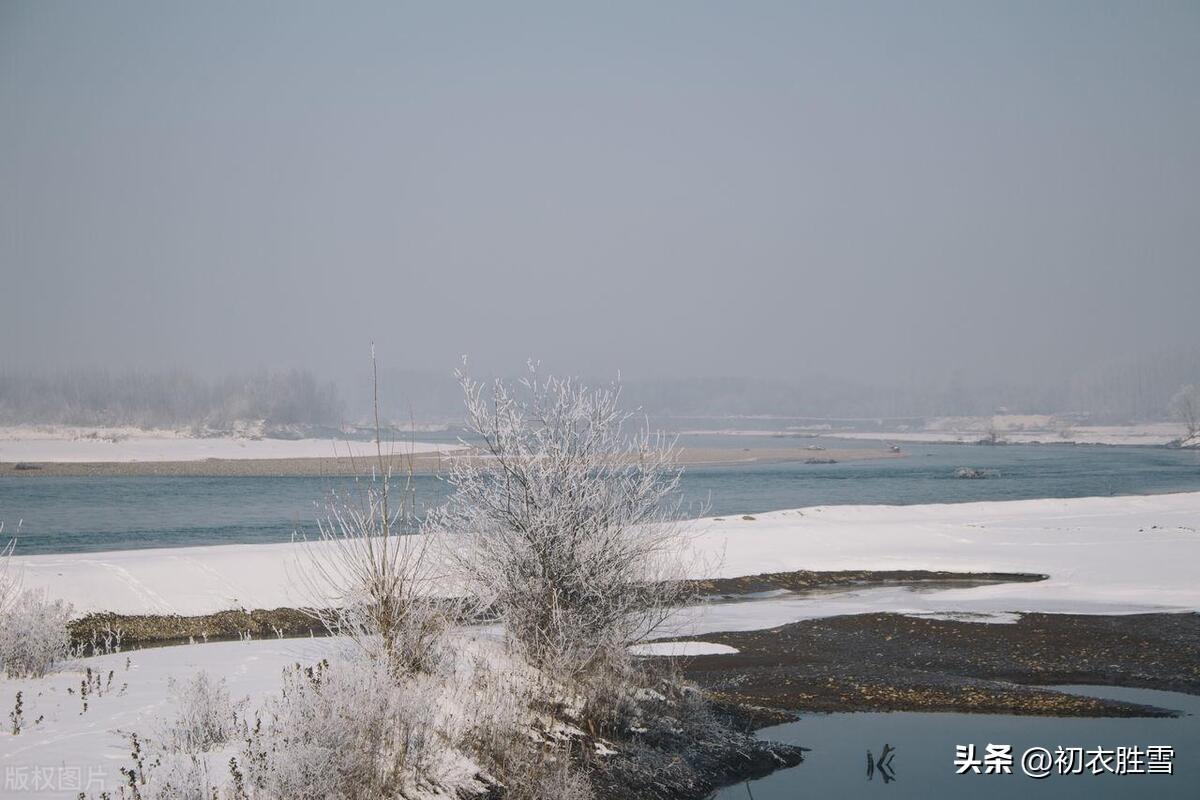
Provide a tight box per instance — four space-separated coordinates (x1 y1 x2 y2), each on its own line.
1169 384 1199 438
430 361 690 683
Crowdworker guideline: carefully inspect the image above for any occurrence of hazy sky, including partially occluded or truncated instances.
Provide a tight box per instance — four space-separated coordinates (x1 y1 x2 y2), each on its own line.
2 1 1197 385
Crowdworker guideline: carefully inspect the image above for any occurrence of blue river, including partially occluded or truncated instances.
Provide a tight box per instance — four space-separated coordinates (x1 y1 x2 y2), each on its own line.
1 438 1197 555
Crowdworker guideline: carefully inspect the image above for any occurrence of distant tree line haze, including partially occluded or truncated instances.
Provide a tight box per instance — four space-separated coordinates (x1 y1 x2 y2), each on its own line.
2 347 1197 429
0 368 342 430
622 347 1200 422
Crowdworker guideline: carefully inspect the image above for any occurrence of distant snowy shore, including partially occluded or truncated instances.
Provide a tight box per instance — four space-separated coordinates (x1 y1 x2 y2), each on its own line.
0 425 462 463
689 417 1190 447
828 423 1185 447
11 491 1199 618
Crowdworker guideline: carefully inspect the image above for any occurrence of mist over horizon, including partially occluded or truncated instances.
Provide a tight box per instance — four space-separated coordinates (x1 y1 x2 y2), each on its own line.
3 2 1199 419
3 342 1198 428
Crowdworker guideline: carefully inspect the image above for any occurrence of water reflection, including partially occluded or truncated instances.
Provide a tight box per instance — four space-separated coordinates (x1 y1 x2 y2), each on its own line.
867 743 897 783
713 686 1199 799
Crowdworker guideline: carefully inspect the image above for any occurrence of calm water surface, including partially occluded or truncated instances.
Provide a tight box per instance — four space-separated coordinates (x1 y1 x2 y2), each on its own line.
712 685 1200 799
1 440 1197 554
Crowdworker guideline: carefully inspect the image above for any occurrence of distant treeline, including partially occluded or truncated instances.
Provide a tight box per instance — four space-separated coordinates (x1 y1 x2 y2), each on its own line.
2 348 1196 429
0 369 342 429
620 349 1200 423
369 349 1200 425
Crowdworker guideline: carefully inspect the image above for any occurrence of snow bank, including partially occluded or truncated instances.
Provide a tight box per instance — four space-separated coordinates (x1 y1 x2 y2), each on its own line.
11 492 1200 617
629 641 739 656
0 425 461 463
687 492 1200 617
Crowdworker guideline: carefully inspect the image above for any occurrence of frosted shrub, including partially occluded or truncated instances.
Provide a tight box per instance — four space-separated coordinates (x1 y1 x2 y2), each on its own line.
159 671 243 753
450 645 595 800
431 363 692 687
495 741 595 800
299 477 450 676
0 536 15 621
455 650 540 769
297 351 453 676
146 753 224 800
0 588 72 678
240 656 454 799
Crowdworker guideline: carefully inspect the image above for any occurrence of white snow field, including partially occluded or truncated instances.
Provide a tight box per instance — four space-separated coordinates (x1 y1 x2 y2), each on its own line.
692 492 1200 617
628 641 740 657
12 492 1200 618
0 425 461 463
1 637 344 798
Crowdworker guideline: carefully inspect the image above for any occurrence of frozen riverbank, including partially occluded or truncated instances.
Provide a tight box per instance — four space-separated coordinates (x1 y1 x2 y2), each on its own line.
0 425 460 463
10 491 1199 617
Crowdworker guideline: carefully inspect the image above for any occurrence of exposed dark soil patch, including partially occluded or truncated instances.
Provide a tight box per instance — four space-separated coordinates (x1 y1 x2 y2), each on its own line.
590 699 806 800
681 611 1200 718
70 607 321 649
69 570 1044 649
71 571 1197 722
688 569 1046 598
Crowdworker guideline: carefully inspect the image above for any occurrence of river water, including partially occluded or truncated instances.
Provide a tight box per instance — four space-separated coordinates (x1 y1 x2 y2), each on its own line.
1 438 1197 555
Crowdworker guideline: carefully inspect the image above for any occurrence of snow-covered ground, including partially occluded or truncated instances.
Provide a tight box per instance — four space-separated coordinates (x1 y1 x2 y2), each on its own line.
693 493 1199 616
0 637 345 797
11 492 1199 617
3 491 1199 797
0 425 462 463
628 641 739 656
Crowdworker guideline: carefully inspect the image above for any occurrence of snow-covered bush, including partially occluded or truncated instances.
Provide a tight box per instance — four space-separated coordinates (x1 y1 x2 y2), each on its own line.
496 741 595 800
0 536 15 623
158 671 243 753
431 363 691 689
296 352 454 676
454 649 541 769
298 475 451 675
450 644 597 800
0 587 72 678
239 655 459 799
0 528 72 679
144 753 225 800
